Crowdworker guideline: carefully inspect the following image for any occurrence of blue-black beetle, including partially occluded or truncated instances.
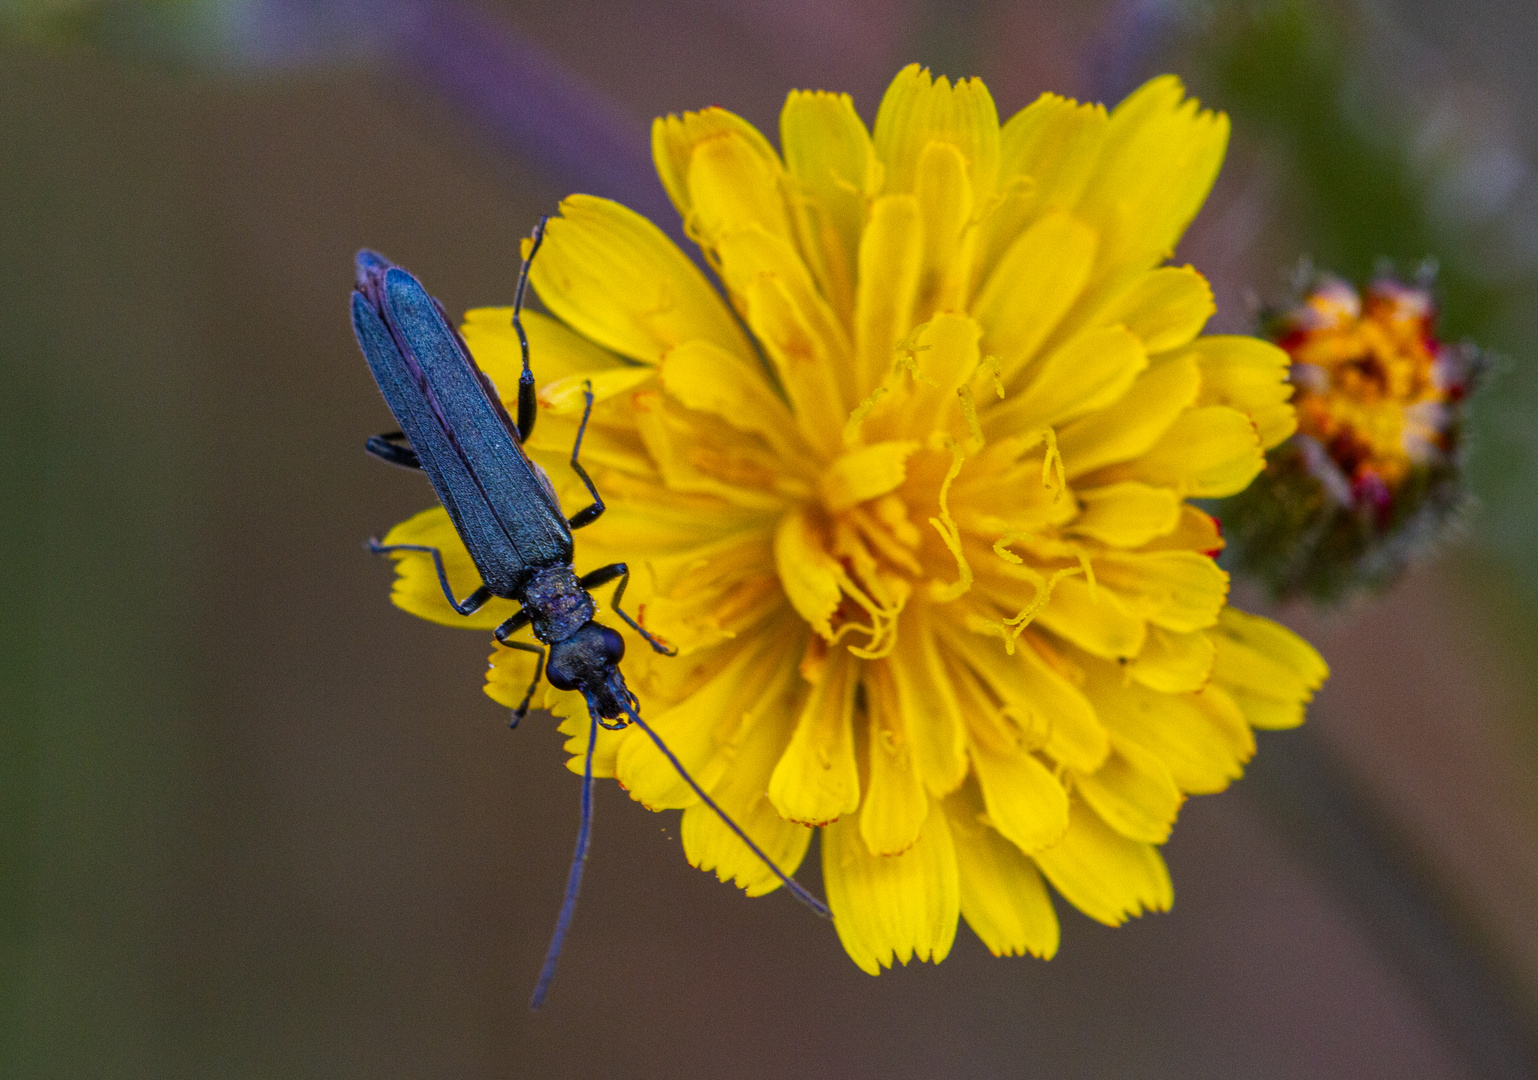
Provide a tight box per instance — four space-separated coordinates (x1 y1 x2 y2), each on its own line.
351 221 828 1007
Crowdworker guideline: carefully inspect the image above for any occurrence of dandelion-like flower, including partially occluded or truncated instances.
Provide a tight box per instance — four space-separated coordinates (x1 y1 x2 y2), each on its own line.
1220 270 1485 602
382 67 1328 971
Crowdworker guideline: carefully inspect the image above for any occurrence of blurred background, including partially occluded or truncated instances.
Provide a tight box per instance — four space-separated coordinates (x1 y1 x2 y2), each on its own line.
5 0 1538 1076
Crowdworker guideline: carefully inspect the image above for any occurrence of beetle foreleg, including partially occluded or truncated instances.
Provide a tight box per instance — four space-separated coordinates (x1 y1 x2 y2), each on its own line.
580 562 677 656
492 624 544 725
366 540 492 616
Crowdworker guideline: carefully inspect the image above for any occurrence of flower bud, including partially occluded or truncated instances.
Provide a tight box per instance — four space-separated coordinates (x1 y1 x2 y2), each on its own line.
1218 268 1486 603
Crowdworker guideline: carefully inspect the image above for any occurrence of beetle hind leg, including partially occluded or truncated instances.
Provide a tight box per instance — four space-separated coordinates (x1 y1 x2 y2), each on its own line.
365 431 421 470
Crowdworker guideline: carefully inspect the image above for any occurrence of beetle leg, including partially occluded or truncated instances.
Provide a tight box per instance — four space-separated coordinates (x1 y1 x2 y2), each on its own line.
580 562 677 656
366 540 492 616
492 618 543 725
565 381 607 530
365 431 421 470
511 217 549 444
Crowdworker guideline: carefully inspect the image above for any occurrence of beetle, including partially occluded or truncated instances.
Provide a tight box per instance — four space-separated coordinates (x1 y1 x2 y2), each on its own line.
350 220 829 1008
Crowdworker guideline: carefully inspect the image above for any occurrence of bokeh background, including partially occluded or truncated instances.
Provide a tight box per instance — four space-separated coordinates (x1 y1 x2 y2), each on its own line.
5 1 1538 1076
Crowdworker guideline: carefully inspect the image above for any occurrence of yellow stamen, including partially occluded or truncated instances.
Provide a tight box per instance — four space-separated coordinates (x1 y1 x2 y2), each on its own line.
958 384 984 451
927 437 973 602
842 385 889 449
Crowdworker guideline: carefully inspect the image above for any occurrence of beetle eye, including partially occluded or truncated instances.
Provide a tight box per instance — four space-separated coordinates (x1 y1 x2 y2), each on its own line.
600 627 625 664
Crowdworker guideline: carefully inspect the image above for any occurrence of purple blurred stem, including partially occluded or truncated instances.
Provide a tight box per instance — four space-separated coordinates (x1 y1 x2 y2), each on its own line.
391 0 686 248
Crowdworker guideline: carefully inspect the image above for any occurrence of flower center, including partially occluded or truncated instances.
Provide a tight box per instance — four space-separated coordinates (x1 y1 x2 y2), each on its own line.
810 490 923 660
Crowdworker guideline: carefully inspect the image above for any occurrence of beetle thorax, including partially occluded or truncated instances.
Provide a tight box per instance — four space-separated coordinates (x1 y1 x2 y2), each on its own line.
522 566 596 644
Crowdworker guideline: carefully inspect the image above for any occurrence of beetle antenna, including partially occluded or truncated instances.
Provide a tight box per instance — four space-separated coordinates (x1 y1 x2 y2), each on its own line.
511 221 548 373
511 217 550 442
623 705 832 919
529 707 598 1010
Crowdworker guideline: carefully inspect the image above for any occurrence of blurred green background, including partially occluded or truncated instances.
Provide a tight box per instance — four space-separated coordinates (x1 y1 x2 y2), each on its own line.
4 1 1538 1076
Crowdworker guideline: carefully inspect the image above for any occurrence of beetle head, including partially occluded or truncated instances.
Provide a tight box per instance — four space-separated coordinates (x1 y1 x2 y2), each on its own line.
546 622 633 724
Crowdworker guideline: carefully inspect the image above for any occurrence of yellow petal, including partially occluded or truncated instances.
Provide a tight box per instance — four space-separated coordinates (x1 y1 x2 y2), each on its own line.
853 194 924 398
1208 608 1328 730
680 646 812 896
641 551 785 655
1223 687 1307 730
657 338 808 461
1125 405 1264 497
978 94 1107 282
554 704 623 774
971 739 1070 855
1087 265 1215 354
989 325 1148 434
522 410 655 499
1057 352 1200 478
972 211 1098 387
774 505 842 638
820 441 922 512
945 783 1060 958
1075 75 1229 279
1139 504 1224 554
957 629 1110 773
1092 550 1229 633
1186 335 1297 448
1035 574 1147 660
462 308 624 391
653 107 784 235
767 647 861 825
632 391 796 508
682 797 813 897
572 484 770 569
614 633 789 809
1128 624 1215 693
1073 734 1183 844
872 63 1000 202
878 312 982 441
531 194 754 366
483 638 540 706
823 805 960 974
1208 611 1324 701
686 127 794 251
780 89 879 323
861 663 931 856
1033 798 1173 926
1085 662 1254 795
737 265 851 456
712 222 852 376
1068 481 1182 547
997 93 1107 214
886 604 969 795
380 507 518 630
912 140 976 316
537 366 657 415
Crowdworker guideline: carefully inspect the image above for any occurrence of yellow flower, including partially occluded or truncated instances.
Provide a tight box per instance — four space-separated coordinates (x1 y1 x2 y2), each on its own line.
381 66 1328 972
